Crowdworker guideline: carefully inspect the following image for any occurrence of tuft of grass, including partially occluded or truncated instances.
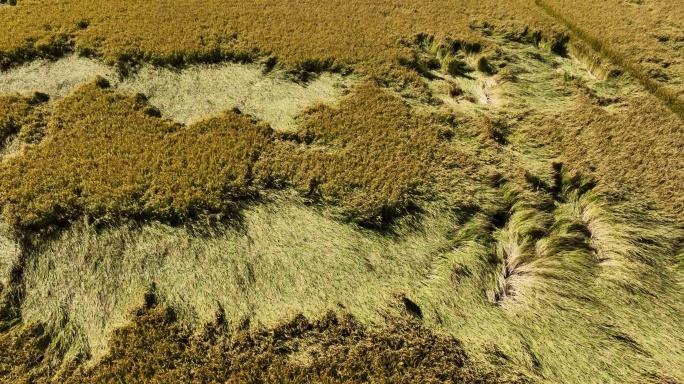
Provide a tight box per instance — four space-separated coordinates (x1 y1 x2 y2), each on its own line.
476 56 496 74
0 92 49 145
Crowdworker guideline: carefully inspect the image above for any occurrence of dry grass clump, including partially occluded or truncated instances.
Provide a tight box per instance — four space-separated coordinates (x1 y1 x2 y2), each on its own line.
0 80 273 232
0 323 47 382
260 83 444 226
0 304 528 383
489 172 602 306
0 92 49 145
0 29 73 71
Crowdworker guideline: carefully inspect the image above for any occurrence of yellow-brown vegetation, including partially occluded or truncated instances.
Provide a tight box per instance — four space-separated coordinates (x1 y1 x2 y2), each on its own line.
1 1 684 383
0 304 527 383
0 81 272 231
0 80 453 231
0 92 48 144
520 89 684 219
0 0 554 73
260 83 445 226
536 0 684 119
540 0 684 98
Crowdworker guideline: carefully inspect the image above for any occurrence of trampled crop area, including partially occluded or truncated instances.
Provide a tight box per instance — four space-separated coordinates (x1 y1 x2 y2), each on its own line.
1 0 684 383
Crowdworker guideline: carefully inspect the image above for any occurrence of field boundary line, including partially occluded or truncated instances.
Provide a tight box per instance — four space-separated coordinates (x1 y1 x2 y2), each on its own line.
535 0 684 121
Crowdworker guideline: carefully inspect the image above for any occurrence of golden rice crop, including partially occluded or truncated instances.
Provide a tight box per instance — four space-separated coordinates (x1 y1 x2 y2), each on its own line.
0 92 48 143
0 80 273 232
2 1 684 383
0 0 552 73
0 80 456 231
0 304 526 383
259 83 446 226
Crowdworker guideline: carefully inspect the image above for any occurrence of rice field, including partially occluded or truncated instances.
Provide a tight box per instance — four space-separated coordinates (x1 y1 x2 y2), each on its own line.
1 1 684 383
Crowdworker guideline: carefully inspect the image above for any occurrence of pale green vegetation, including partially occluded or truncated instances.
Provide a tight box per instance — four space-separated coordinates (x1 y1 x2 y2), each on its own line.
14 174 684 382
0 56 355 130
116 64 354 129
0 56 118 98
20 197 458 364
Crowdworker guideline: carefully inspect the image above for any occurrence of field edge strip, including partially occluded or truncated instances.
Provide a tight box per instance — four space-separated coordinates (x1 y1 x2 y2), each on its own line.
535 0 684 121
